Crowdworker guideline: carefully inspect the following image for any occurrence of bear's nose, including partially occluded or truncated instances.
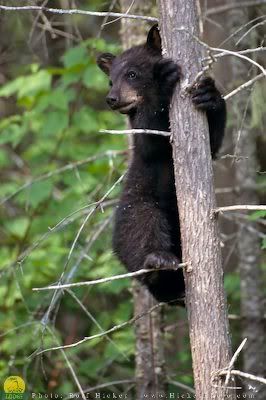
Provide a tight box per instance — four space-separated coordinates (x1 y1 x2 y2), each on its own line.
106 95 118 107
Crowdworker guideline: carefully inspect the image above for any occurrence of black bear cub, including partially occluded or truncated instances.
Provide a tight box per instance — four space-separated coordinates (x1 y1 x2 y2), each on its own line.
97 25 226 305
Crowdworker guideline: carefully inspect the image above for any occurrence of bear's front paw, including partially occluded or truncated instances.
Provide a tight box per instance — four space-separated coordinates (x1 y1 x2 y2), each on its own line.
144 251 180 271
153 59 181 88
191 76 224 112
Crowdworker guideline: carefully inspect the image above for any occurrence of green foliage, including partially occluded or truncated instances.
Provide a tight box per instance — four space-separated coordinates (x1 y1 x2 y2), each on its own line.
0 37 132 393
248 211 266 250
251 81 266 128
225 273 241 303
2 14 264 398
249 210 266 221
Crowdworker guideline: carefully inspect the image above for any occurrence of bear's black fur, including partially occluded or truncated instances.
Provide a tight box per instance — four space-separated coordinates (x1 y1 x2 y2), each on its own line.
97 25 226 305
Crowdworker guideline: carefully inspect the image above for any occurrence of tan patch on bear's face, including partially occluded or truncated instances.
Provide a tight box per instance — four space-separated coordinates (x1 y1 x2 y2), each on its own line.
117 83 143 113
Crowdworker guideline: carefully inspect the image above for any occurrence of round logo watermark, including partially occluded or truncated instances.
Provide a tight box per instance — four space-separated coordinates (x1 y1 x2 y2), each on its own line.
3 376 26 399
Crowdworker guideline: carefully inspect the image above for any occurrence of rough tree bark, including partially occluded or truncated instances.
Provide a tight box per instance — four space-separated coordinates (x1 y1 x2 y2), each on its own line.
227 5 266 399
157 1 236 399
119 2 166 398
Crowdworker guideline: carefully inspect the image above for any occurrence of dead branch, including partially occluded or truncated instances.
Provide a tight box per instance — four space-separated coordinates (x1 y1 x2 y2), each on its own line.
0 5 158 22
67 174 124 262
204 47 266 76
211 339 266 391
216 205 266 213
100 129 170 137
225 339 247 386
32 263 187 292
67 289 129 361
204 46 266 61
172 28 266 78
224 73 265 100
40 215 113 329
206 1 266 16
46 326 86 400
0 200 116 278
218 370 266 386
36 302 165 355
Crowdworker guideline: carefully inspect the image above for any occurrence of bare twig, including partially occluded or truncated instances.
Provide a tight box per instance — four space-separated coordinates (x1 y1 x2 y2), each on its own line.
218 370 266 386
0 322 38 338
47 326 86 400
224 73 265 100
0 150 125 205
220 154 249 161
66 289 129 361
215 205 266 213
0 5 158 22
97 0 118 36
35 21 80 42
32 263 186 291
225 338 247 386
203 47 266 62
206 1 266 16
100 129 170 137
39 175 124 332
40 215 113 329
173 27 266 77
236 19 266 46
36 302 166 355
218 14 266 48
0 200 116 278
66 174 124 263
205 47 266 76
103 0 136 27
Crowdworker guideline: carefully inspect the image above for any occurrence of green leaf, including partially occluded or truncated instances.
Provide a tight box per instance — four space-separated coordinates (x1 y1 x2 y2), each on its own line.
83 65 107 90
0 70 51 99
249 210 266 221
5 217 29 238
40 111 69 136
0 123 26 146
0 77 25 97
18 70 52 98
224 273 240 301
86 37 120 54
0 149 10 167
26 180 53 207
62 45 87 68
79 358 101 378
72 107 99 133
251 81 266 128
36 88 75 112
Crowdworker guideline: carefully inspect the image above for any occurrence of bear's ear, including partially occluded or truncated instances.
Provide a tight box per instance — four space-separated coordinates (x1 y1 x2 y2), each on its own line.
97 53 115 75
146 24 161 51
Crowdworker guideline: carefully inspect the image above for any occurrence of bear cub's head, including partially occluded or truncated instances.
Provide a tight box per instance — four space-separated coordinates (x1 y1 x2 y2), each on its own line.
97 25 163 115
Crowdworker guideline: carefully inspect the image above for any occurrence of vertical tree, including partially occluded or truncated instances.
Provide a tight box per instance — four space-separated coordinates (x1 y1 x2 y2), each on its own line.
226 5 266 398
157 1 235 398
119 2 166 398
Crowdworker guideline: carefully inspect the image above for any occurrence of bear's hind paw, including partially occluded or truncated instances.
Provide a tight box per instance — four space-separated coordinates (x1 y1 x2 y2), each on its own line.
144 251 180 271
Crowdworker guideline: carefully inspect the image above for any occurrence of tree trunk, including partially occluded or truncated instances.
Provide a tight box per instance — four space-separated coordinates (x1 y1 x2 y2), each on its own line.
227 6 266 399
133 281 166 398
157 1 235 398
119 2 166 398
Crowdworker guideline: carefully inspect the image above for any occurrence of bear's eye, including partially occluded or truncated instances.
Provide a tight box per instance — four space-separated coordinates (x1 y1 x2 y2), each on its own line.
127 70 137 80
109 80 113 87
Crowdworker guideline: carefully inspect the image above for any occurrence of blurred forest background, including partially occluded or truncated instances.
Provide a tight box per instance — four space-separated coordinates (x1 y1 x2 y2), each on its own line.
0 0 265 398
